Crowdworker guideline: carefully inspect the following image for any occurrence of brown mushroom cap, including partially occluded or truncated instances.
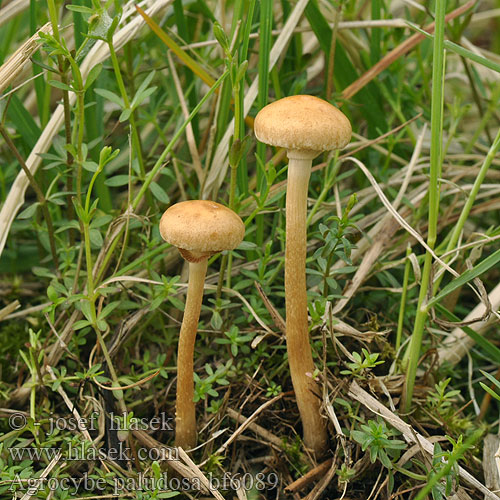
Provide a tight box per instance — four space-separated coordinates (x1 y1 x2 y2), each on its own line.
159 200 245 256
254 95 351 153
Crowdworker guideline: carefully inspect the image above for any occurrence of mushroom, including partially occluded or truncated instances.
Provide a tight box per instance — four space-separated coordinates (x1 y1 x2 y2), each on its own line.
159 200 245 450
254 95 351 456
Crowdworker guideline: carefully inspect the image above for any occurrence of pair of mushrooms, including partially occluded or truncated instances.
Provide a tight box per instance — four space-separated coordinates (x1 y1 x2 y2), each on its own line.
160 95 351 457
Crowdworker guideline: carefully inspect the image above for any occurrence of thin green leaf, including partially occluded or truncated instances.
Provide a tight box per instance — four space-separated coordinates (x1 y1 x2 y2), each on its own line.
84 63 103 91
48 79 73 92
480 370 500 394
480 382 500 403
150 182 170 204
66 4 94 14
94 88 124 107
18 203 40 219
105 175 133 187
429 247 500 307
407 22 500 74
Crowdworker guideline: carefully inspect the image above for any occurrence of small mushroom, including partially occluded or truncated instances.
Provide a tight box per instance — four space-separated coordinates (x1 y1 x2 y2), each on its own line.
254 95 351 456
159 200 245 450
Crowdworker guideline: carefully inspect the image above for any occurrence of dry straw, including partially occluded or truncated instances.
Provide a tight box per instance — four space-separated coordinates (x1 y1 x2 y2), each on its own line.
0 23 51 95
0 0 30 29
436 282 500 366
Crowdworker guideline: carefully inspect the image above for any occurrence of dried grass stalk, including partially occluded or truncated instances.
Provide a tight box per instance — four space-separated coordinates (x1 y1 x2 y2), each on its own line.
0 23 51 95
483 434 500 495
0 0 29 29
436 282 500 367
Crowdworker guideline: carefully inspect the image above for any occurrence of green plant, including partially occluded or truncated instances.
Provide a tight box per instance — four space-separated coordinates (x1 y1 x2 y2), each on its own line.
426 378 461 416
414 431 482 500
336 463 356 485
265 381 282 398
340 349 385 379
193 362 231 404
310 194 358 298
215 325 254 357
351 419 406 468
479 370 500 403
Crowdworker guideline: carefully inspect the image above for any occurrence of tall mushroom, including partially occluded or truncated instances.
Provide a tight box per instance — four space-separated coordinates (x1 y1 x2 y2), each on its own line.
254 95 351 456
159 200 245 450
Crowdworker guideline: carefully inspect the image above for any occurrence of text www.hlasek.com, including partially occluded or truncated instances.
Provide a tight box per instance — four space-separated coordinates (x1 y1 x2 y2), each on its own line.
9 442 178 462
10 472 280 494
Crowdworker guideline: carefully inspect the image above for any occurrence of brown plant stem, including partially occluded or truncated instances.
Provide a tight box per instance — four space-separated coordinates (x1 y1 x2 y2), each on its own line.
286 152 327 457
175 259 208 450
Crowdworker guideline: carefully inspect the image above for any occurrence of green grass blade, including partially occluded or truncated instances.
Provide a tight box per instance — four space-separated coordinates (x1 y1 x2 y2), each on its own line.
304 0 386 130
256 0 272 183
370 0 381 64
30 0 47 127
408 21 500 73
239 0 256 62
85 72 111 211
480 370 500 398
7 95 41 151
479 382 500 403
403 0 447 412
435 304 500 364
71 0 89 50
173 0 189 42
429 247 500 308
0 17 21 63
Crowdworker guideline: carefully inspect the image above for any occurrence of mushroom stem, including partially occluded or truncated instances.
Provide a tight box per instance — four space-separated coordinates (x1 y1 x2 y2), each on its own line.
175 259 208 450
285 152 328 456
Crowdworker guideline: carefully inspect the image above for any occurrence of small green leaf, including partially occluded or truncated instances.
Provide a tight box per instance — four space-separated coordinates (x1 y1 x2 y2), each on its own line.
97 319 107 331
105 175 132 187
90 215 113 228
236 60 248 83
131 86 157 109
48 79 73 92
82 160 99 172
157 492 179 498
47 285 58 302
237 241 256 250
99 301 120 320
149 296 164 312
18 203 40 219
213 21 230 55
89 228 103 247
74 320 91 330
80 300 93 323
119 108 132 122
150 182 170 204
167 296 184 310
66 4 94 13
94 88 124 107
211 311 223 330
84 63 103 91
